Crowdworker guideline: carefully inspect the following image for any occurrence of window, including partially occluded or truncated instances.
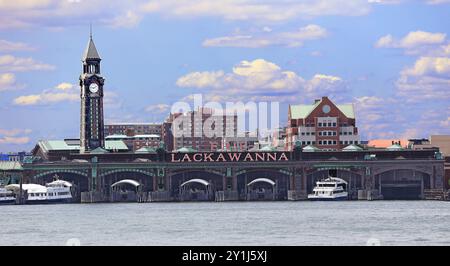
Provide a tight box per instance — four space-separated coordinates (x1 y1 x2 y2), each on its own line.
312 141 316 145
333 141 337 145
318 123 322 127
349 132 353 135
301 132 305 136
328 123 332 127
307 141 311 145
344 132 348 135
311 132 315 135
306 132 310 136
340 141 343 145
319 141 322 145
333 123 337 127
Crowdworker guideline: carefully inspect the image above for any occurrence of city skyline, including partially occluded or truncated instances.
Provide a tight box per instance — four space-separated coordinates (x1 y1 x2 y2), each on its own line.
1 0 450 152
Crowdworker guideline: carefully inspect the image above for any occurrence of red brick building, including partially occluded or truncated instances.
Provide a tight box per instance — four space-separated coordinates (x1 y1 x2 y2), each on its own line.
286 96 359 151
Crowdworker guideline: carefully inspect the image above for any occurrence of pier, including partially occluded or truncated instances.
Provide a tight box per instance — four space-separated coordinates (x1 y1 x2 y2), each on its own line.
5 146 442 203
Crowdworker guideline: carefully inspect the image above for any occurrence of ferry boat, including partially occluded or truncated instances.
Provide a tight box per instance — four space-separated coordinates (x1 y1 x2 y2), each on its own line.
0 187 16 205
308 177 348 201
5 180 72 204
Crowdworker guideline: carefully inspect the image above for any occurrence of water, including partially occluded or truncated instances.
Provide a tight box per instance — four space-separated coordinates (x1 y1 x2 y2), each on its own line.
1 201 450 246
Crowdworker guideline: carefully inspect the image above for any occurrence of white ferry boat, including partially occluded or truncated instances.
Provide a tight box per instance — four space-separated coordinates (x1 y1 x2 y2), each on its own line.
5 180 72 204
308 177 348 201
0 187 16 205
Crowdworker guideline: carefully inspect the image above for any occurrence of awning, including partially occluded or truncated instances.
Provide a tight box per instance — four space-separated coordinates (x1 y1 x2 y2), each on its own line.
180 179 210 187
247 178 276 186
111 179 141 188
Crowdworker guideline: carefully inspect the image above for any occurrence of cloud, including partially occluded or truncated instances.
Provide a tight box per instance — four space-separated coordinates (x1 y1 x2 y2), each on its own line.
375 31 447 55
0 136 31 145
0 128 32 145
0 73 19 92
396 57 450 101
0 55 55 72
203 24 328 48
145 104 170 113
13 82 78 105
176 59 346 102
0 39 35 52
0 128 32 137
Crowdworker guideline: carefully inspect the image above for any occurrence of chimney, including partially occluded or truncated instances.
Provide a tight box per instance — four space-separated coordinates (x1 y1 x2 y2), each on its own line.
314 99 320 104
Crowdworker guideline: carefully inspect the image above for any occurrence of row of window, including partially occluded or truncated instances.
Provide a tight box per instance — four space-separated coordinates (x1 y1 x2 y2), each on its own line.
29 192 70 197
304 123 350 127
318 122 337 127
301 131 354 136
299 140 359 146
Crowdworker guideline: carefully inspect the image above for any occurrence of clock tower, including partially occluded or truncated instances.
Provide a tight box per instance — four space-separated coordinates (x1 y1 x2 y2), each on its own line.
79 33 105 153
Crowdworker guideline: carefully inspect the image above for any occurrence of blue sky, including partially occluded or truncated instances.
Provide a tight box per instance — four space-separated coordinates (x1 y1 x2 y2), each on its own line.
0 0 449 152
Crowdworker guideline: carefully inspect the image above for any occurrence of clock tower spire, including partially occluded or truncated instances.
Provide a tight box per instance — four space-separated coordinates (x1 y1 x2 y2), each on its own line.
79 31 105 153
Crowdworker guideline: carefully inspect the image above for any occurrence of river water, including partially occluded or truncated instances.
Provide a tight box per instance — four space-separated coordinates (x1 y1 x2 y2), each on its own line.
1 201 449 246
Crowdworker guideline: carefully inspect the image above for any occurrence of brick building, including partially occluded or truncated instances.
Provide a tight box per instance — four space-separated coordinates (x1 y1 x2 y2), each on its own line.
286 96 359 151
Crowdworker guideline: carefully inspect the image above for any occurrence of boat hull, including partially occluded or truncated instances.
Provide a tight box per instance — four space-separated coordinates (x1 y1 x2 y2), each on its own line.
25 198 72 205
0 199 16 205
307 195 348 201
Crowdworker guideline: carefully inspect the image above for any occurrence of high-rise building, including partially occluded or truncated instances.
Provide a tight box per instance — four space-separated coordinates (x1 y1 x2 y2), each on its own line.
168 107 238 151
286 96 359 151
79 33 105 153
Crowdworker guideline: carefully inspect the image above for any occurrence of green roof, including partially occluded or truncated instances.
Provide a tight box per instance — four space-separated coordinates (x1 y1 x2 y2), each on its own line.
38 140 128 152
0 161 23 171
387 144 403 151
342 144 363 151
91 147 109 154
136 147 157 153
259 146 277 152
104 140 128 151
290 100 355 119
303 145 320 152
176 147 197 153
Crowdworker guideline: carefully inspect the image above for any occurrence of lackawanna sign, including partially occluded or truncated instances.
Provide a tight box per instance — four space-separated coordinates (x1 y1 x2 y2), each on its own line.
170 152 290 163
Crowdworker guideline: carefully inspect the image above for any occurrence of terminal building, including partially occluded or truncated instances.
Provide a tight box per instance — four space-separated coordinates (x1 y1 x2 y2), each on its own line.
1 33 447 203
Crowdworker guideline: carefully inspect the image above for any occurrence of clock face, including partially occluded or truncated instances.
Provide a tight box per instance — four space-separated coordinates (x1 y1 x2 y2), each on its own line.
89 83 99 93
322 105 331 114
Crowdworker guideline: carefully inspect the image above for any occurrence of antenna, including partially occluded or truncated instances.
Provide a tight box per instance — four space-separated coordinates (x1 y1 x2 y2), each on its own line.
90 23 93 39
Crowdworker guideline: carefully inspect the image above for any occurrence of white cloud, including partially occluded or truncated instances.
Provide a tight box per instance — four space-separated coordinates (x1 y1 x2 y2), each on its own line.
203 24 328 48
13 82 78 105
0 73 18 91
176 59 346 102
396 57 450 101
0 136 31 145
375 31 447 55
0 127 32 145
0 39 35 52
0 55 55 72
145 104 170 113
0 128 32 137
55 82 74 90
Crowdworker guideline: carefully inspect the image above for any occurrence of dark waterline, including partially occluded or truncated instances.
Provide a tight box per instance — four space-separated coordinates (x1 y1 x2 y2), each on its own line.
1 201 449 246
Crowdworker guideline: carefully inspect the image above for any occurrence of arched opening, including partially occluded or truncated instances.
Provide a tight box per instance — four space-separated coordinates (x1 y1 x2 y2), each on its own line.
246 178 276 201
170 170 223 201
237 169 289 200
375 169 430 200
307 169 362 199
33 172 88 203
101 171 154 202
179 178 212 201
110 179 141 202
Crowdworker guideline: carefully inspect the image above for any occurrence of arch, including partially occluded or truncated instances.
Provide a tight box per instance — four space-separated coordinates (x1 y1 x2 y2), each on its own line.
99 168 154 178
111 179 141 188
247 178 275 187
180 178 210 188
33 169 88 179
169 169 223 178
373 167 431 177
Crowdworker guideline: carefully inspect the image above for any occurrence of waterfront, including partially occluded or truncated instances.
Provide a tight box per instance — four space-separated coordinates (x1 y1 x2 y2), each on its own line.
1 201 450 246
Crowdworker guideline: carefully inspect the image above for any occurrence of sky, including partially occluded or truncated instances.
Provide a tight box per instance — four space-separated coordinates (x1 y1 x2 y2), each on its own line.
0 0 449 152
